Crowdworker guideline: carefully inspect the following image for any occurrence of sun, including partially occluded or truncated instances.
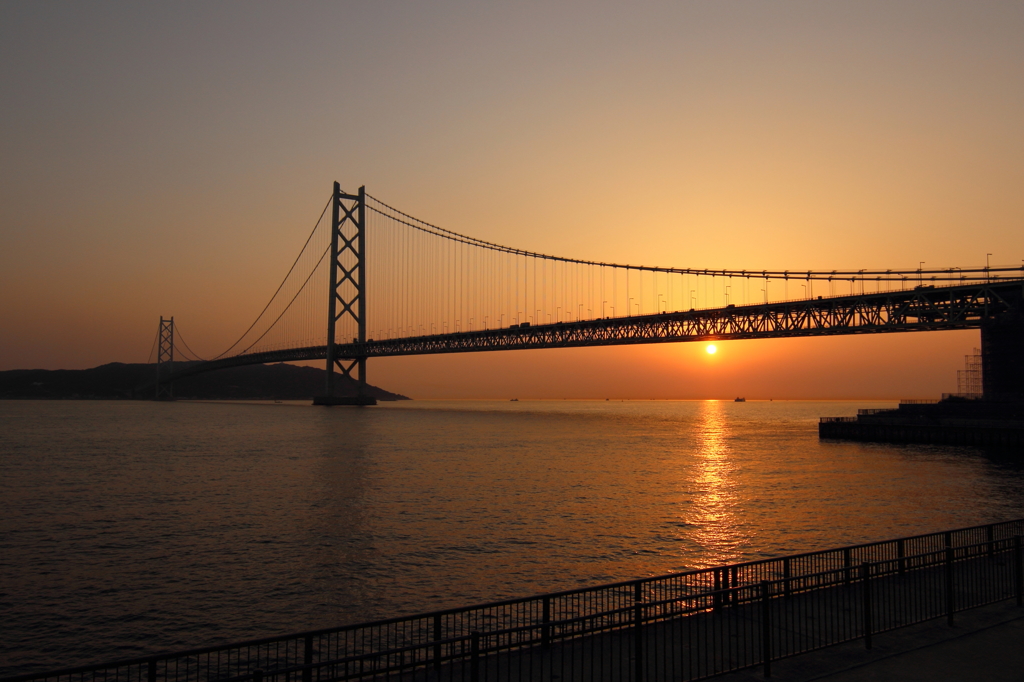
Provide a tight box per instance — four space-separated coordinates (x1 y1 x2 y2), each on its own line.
706 344 717 355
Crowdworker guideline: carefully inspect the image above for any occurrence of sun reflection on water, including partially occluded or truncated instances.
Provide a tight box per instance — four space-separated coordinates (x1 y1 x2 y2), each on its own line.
682 400 745 567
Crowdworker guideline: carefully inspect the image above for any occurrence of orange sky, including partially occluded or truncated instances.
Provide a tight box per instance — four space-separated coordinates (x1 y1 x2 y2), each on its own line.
1 2 1022 398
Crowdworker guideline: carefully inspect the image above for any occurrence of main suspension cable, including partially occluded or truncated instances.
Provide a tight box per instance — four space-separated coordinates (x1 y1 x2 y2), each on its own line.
173 324 208 362
236 243 332 356
367 194 1021 282
212 196 332 360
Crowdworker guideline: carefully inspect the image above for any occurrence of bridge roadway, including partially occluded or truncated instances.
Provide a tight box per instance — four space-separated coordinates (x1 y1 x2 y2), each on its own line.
169 279 1024 382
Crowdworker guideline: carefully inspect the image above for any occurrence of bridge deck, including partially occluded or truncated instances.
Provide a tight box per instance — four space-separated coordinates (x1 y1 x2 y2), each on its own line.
168 280 1024 382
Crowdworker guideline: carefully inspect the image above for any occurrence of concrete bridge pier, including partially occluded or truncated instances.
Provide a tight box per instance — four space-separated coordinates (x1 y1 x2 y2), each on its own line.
981 312 1024 402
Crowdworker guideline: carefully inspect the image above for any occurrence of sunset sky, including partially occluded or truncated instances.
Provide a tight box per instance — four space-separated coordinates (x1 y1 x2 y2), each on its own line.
2 1 1023 398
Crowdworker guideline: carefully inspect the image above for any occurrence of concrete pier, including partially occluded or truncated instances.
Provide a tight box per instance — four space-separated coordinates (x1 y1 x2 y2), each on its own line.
821 310 1024 447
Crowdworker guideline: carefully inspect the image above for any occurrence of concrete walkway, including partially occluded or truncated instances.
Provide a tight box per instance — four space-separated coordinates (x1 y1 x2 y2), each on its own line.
718 600 1024 682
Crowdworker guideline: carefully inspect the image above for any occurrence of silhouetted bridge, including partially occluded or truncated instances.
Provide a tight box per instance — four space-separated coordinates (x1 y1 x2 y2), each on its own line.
153 184 1024 402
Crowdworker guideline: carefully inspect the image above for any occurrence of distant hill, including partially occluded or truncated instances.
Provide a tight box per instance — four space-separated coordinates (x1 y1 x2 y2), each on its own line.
0 362 410 401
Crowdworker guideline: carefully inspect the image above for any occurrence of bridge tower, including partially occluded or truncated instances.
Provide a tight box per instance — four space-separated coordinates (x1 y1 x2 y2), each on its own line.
155 316 174 400
314 182 376 406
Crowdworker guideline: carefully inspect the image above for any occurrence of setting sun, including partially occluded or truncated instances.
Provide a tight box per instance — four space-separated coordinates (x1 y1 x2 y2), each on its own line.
706 344 717 355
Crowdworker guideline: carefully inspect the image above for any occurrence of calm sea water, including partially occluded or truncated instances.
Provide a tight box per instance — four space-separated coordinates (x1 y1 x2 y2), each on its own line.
2 399 1023 675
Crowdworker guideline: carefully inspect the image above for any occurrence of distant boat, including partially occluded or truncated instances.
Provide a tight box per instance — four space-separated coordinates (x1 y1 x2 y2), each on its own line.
734 397 746 402
510 398 519 402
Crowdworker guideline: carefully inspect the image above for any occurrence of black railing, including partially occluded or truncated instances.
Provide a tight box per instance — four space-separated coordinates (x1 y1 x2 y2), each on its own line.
6 520 1023 682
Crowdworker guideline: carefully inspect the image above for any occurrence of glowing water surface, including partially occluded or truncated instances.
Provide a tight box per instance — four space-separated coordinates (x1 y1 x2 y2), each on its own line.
2 399 1022 674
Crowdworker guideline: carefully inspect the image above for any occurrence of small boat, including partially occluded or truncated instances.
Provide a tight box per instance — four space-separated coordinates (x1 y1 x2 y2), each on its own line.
734 397 746 402
510 398 519 402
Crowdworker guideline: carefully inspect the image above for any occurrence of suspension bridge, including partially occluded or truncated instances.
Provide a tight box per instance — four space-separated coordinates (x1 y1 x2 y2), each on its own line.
150 183 1024 404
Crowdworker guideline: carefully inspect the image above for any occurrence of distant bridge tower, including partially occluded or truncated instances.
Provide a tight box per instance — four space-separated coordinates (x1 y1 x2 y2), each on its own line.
155 316 175 400
315 182 376 405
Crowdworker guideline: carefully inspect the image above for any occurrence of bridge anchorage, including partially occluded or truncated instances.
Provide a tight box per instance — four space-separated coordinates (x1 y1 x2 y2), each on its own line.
149 182 1024 404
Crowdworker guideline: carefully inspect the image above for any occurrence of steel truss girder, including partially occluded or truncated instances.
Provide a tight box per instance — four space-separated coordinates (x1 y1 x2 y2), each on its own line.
167 280 1024 382
345 281 1023 358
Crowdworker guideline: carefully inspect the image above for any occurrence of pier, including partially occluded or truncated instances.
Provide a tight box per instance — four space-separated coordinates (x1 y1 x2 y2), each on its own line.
820 309 1024 447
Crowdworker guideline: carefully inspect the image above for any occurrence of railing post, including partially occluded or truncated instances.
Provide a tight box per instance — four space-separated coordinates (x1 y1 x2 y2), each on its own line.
470 632 480 682
634 583 644 682
783 558 791 598
713 569 722 610
302 635 313 682
1014 536 1023 608
987 524 995 559
542 595 551 648
761 581 772 678
843 548 852 587
897 538 906 575
433 614 442 670
862 563 872 650
945 545 955 626
147 660 157 682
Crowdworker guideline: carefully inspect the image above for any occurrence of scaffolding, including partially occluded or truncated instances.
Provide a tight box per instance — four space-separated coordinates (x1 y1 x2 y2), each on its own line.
956 347 983 399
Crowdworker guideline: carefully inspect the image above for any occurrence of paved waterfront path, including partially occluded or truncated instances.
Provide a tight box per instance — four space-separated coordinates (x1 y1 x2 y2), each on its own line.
458 550 1022 682
719 600 1024 681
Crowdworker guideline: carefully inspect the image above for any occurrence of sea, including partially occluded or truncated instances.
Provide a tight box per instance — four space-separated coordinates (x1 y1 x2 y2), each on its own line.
2 398 1023 676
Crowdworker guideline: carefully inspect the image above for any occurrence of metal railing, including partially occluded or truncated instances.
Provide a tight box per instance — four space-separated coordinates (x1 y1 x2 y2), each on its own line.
6 520 1023 682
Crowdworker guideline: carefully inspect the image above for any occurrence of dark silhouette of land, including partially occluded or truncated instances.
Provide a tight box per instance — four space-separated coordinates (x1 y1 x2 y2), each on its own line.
0 363 409 401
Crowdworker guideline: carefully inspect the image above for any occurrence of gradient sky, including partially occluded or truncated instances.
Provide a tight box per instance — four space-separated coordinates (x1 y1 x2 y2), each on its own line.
2 1 1022 398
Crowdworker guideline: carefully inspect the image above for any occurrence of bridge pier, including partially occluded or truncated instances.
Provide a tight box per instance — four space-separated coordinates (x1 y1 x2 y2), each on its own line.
313 393 376 406
821 293 1024 445
981 312 1024 402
